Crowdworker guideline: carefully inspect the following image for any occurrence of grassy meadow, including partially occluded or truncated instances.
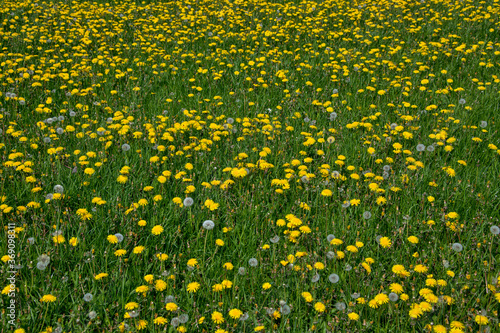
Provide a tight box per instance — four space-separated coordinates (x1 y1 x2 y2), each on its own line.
1 0 500 331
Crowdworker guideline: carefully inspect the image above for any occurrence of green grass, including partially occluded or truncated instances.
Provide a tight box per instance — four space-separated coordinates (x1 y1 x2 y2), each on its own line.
0 0 500 332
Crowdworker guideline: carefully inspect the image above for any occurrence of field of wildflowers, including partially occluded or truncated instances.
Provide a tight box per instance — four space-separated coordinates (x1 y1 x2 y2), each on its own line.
1 0 500 332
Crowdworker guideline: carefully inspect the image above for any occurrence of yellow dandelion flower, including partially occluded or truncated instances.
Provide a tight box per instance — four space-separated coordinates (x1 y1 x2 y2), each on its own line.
379 237 391 248
211 311 224 324
165 302 178 311
151 225 164 235
228 308 243 319
40 294 57 303
187 282 200 293
475 315 488 325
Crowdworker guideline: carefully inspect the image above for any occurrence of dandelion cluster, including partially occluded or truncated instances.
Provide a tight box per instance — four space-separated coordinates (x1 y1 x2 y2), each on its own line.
0 0 499 331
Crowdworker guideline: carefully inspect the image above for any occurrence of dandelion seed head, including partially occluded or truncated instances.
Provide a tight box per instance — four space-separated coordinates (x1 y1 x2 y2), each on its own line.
329 112 337 121
38 254 50 265
344 264 352 271
328 273 340 283
53 185 64 193
36 262 48 270
270 235 280 243
490 225 500 235
128 310 139 318
326 251 336 260
311 273 320 283
480 121 488 128
280 304 291 315
426 145 435 152
416 144 426 152
43 137 51 143
114 233 124 242
56 128 64 135
83 293 93 302
27 237 35 244
171 317 180 327
183 197 194 207
335 302 346 311
88 311 97 320
179 314 189 323
238 267 246 275
363 211 372 219
248 258 258 267
351 292 360 299
327 234 335 242
227 117 234 124
165 295 176 303
459 98 466 105
301 176 309 183
389 292 399 302
121 143 131 152
239 313 249 321
452 243 463 252
202 220 215 230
